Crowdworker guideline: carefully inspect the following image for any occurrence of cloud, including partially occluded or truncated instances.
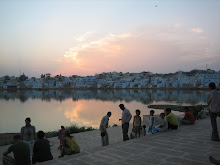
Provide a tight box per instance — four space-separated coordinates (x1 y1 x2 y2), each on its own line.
54 58 63 63
62 32 132 66
75 31 95 42
191 28 204 33
199 36 206 40
174 23 182 28
53 25 219 76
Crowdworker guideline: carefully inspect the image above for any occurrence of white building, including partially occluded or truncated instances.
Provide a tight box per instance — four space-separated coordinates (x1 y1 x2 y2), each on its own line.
201 72 220 87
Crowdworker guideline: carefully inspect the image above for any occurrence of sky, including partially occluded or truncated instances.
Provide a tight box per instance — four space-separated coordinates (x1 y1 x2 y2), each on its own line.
0 0 220 77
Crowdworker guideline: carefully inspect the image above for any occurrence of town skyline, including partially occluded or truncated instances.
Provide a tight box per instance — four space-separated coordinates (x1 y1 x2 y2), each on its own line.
1 0 220 77
1 68 219 90
2 68 219 78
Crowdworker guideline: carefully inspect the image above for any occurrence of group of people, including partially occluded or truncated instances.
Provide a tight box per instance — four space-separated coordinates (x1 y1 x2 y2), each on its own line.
99 103 133 146
99 103 179 147
2 118 80 165
100 82 220 147
3 117 52 165
57 126 80 158
99 103 203 147
2 82 220 164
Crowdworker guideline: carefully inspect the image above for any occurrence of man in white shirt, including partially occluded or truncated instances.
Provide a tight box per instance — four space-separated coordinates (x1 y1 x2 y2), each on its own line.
119 104 132 141
99 112 111 146
207 82 220 142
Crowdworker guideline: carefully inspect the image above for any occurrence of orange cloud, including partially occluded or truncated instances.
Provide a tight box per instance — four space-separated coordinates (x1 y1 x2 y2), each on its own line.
191 28 204 33
64 33 132 62
52 25 217 76
174 23 182 28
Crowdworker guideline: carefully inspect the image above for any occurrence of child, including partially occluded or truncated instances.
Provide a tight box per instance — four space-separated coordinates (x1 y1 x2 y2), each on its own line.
198 107 206 119
130 129 136 139
148 110 156 134
143 125 146 136
58 126 66 150
133 109 142 137
156 113 168 132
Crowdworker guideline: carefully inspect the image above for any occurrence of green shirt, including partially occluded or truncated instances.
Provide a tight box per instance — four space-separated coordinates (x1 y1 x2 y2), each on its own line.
166 112 178 126
8 140 31 165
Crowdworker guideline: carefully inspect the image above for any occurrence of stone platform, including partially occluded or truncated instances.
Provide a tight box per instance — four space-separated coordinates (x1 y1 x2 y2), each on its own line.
1 117 220 165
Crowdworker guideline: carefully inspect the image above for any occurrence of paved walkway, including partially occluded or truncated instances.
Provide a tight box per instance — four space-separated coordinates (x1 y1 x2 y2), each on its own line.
1 117 220 165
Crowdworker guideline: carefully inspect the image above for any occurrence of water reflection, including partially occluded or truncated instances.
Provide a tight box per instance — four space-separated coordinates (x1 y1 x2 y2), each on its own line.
0 90 209 133
0 89 209 105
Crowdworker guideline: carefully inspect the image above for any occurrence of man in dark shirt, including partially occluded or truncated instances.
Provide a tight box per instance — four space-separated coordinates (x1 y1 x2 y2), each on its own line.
207 82 220 141
32 131 53 164
3 135 31 165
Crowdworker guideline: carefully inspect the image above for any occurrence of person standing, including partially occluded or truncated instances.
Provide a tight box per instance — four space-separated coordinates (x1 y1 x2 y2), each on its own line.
207 82 220 142
21 117 36 157
133 109 142 137
3 135 31 165
119 104 132 141
58 126 66 150
99 112 112 146
148 110 157 134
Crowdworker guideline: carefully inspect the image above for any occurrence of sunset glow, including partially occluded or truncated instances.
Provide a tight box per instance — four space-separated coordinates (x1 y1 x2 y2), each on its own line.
0 0 219 77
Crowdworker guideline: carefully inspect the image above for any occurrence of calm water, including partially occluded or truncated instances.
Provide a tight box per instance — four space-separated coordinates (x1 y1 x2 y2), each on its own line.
0 89 209 133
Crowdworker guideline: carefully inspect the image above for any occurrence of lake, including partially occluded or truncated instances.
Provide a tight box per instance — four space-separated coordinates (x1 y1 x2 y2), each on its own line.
0 89 209 133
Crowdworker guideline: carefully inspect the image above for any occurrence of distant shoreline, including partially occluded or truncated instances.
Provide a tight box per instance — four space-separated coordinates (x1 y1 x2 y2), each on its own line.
0 87 214 91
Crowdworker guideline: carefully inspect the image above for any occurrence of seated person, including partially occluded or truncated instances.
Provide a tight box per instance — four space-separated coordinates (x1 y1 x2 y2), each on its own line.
198 107 207 119
59 130 80 158
191 108 199 120
32 131 53 164
130 129 136 139
143 125 147 136
180 107 195 125
156 113 168 132
3 135 31 165
165 108 178 129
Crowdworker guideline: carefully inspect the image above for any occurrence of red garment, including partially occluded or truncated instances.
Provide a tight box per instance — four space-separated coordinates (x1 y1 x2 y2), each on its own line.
183 112 195 124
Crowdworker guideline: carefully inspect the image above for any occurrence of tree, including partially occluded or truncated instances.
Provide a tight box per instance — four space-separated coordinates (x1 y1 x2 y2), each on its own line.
19 74 28 82
4 75 10 80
